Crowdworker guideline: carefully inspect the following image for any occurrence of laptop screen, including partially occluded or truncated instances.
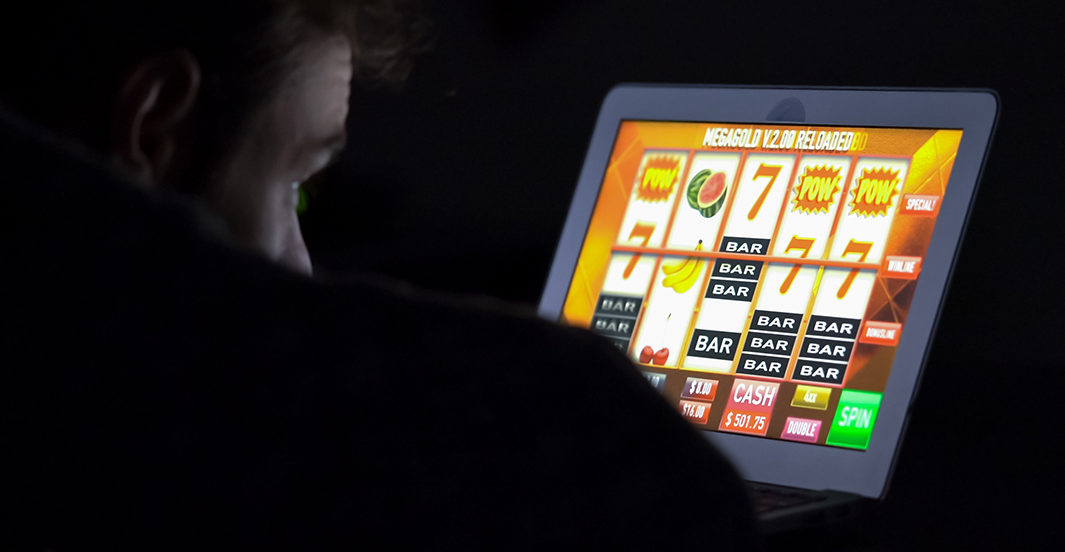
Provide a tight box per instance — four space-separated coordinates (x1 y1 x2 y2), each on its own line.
561 120 962 451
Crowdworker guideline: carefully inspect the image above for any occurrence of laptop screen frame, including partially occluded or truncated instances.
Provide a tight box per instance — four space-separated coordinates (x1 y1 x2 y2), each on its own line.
538 85 998 498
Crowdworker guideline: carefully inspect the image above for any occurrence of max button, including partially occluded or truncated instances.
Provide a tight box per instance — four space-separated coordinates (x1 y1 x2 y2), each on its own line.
791 385 831 410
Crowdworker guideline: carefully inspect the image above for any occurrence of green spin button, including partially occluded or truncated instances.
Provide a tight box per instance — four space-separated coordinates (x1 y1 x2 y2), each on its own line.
826 389 882 450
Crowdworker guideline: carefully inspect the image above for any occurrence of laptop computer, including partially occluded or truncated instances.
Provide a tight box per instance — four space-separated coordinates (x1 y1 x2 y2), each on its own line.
538 85 998 531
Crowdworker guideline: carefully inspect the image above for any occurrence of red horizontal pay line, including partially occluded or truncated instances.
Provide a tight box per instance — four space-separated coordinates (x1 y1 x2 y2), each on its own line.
612 245 879 270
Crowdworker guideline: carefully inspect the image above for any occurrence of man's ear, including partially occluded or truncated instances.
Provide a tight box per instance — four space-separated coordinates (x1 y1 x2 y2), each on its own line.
111 50 201 188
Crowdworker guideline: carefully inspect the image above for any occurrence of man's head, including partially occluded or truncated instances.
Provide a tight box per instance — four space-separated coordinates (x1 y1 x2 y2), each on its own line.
1 1 418 274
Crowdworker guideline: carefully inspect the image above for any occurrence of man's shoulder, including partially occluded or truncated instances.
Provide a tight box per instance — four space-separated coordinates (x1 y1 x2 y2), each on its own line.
307 280 760 548
316 275 621 364
306 274 670 410
1 108 759 549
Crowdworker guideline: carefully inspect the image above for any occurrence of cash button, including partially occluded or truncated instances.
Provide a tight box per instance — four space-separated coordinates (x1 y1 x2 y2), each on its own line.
791 385 831 410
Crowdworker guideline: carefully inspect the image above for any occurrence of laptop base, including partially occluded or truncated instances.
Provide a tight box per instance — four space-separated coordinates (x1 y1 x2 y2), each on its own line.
750 482 867 534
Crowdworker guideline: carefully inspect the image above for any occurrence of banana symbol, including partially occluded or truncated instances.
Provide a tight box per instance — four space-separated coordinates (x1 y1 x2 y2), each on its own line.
661 241 705 293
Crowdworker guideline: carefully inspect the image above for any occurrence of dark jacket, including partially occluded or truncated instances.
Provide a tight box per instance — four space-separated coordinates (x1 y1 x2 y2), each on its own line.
1 105 758 549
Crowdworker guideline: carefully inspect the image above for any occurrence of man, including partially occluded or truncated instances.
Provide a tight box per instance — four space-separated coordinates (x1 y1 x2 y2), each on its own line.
2 1 758 548
3 1 374 274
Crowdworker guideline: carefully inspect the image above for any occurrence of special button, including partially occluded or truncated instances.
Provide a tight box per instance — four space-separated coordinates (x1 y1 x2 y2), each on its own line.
791 385 831 410
900 194 941 216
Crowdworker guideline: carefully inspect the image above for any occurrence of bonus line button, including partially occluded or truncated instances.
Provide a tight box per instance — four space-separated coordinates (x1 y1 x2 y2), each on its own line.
679 400 713 425
859 321 903 346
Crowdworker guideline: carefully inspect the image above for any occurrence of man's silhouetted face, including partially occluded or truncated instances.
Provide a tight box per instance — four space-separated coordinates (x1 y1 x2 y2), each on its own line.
108 31 352 276
198 33 352 275
2 1 418 276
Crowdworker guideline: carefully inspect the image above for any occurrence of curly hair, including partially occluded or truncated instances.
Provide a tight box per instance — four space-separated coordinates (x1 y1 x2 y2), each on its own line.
0 0 426 156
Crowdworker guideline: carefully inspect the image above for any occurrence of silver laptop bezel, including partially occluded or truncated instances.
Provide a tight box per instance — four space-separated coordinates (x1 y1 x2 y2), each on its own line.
538 85 997 498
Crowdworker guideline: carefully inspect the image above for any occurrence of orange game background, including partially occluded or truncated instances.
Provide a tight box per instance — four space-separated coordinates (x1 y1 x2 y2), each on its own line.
562 121 962 393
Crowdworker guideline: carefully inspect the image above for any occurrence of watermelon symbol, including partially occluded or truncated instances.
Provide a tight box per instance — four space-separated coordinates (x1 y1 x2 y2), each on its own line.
686 170 728 218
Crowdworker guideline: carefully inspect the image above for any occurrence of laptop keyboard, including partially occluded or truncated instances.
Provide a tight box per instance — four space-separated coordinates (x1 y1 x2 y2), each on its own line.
749 483 827 514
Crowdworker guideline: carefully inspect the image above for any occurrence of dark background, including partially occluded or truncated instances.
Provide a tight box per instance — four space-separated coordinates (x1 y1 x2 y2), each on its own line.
302 0 1063 548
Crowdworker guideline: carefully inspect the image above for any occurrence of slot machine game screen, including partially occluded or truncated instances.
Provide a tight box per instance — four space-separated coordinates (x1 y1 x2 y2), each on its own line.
562 121 962 450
